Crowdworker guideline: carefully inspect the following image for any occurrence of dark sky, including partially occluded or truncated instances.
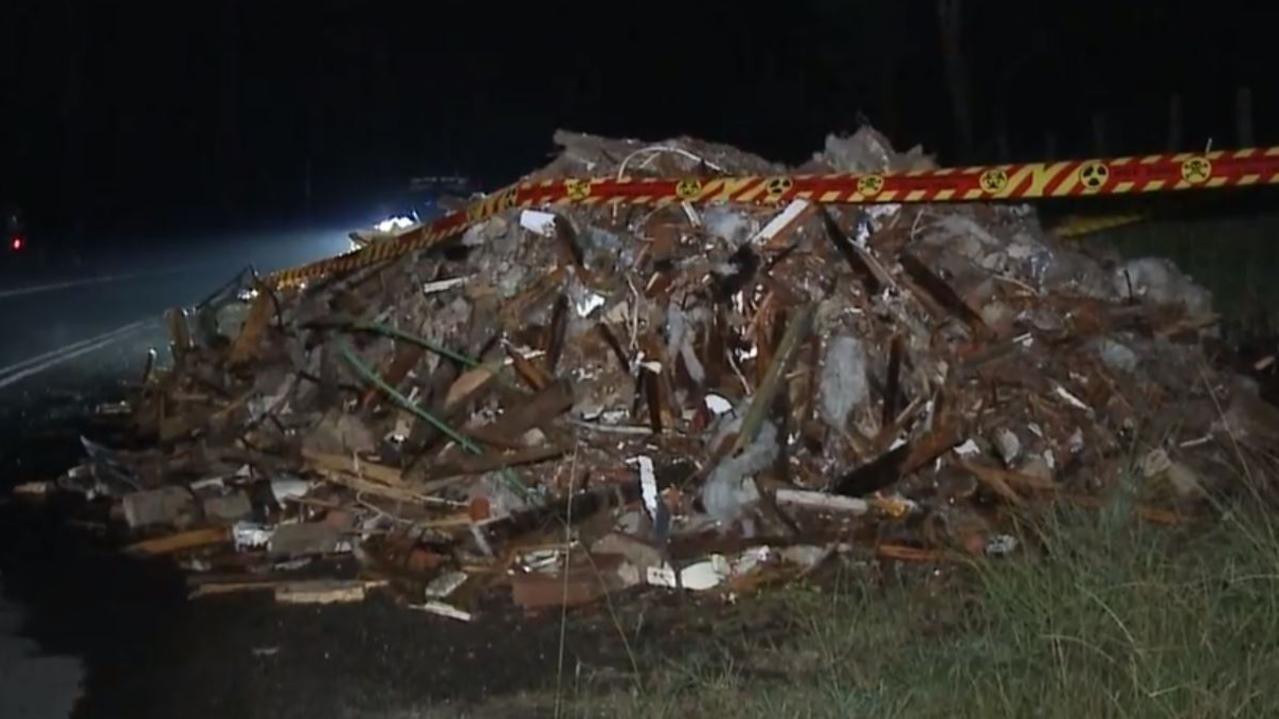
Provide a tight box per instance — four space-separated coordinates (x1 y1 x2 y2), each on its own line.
3 0 1277 241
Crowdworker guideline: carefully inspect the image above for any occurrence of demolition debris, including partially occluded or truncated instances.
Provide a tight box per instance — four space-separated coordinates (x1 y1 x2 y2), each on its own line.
28 128 1279 617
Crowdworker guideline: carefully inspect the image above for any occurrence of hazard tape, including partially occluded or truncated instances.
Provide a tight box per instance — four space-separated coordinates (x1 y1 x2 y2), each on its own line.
267 146 1279 289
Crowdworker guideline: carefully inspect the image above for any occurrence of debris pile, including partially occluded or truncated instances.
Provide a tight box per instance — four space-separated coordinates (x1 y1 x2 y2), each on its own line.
45 128 1279 617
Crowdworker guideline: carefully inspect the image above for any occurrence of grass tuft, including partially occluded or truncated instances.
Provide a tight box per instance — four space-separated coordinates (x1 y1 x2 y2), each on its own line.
569 501 1279 718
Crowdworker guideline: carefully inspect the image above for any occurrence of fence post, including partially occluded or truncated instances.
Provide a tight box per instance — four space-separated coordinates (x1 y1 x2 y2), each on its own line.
1167 93 1183 151
1236 87 1255 147
1091 111 1107 156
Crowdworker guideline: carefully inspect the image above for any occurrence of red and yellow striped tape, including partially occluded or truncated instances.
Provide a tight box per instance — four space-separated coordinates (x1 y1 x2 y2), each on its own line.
268 146 1279 289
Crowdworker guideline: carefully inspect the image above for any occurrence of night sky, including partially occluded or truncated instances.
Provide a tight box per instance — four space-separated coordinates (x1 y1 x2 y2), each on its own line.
3 0 1277 242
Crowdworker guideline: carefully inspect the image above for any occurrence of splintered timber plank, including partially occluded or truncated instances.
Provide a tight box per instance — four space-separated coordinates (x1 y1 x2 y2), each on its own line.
363 344 426 409
898 252 987 331
302 449 406 486
443 364 498 411
126 526 231 556
227 290 275 366
467 380 573 446
820 208 891 293
546 294 569 374
732 303 816 455
274 579 372 604
507 346 553 391
834 424 960 497
882 334 905 427
425 444 567 479
189 578 389 602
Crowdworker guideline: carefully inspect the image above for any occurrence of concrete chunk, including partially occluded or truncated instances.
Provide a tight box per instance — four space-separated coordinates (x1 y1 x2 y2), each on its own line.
201 491 253 524
819 335 869 431
122 486 196 529
268 522 348 557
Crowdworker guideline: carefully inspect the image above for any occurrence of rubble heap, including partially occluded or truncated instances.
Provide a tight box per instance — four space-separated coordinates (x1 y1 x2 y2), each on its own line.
50 129 1279 615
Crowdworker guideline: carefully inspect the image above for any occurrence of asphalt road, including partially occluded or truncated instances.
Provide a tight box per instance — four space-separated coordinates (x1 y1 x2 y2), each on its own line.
0 265 194 719
0 226 352 371
0 227 353 718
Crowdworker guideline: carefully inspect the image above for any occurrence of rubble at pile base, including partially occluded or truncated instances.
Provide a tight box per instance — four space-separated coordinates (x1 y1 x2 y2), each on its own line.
40 128 1279 617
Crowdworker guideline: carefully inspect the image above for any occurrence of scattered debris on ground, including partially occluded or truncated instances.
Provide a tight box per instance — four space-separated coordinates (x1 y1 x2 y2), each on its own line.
25 127 1279 618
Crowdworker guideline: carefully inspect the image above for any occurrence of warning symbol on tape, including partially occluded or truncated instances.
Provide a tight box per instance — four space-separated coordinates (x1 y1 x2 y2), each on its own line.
979 168 1009 193
857 174 885 196
676 178 703 200
499 188 521 210
1079 161 1110 192
1181 157 1212 184
764 176 793 202
565 179 592 200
